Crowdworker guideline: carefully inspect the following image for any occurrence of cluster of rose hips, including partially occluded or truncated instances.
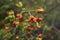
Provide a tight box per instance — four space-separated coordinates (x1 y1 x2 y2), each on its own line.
4 8 45 40
28 16 43 22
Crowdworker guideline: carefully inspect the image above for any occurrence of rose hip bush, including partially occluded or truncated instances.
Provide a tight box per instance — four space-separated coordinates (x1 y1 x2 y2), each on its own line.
0 0 60 40
0 8 48 40
0 1 51 40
